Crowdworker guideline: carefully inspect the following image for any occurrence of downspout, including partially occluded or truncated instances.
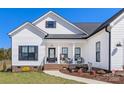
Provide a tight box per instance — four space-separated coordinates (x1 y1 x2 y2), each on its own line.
105 26 111 72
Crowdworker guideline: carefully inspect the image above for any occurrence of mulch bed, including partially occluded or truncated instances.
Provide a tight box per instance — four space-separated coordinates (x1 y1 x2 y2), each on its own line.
60 69 124 84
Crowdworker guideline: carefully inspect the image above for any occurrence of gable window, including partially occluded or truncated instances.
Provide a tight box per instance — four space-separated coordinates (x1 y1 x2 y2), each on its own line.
62 47 68 58
19 46 38 61
46 21 56 28
96 41 101 62
75 47 81 60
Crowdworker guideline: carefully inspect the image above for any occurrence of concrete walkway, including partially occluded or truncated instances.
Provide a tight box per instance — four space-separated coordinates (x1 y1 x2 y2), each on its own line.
44 71 111 84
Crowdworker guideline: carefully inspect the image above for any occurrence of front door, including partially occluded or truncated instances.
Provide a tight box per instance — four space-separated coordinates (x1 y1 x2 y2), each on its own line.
48 48 56 63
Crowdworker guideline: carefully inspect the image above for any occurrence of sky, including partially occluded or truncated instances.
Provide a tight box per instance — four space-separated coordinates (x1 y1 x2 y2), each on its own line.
0 8 122 48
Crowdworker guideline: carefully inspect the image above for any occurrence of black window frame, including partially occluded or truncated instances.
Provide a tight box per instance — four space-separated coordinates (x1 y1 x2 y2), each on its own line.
96 41 101 62
75 47 81 61
19 46 38 61
62 47 68 58
46 21 56 28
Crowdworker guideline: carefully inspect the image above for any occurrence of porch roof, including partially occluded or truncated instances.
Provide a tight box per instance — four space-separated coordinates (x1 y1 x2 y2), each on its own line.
45 34 87 39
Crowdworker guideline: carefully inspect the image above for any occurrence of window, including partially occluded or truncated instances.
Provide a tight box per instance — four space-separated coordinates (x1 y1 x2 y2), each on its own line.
62 47 68 58
96 42 100 62
19 46 38 61
46 21 56 28
75 47 81 60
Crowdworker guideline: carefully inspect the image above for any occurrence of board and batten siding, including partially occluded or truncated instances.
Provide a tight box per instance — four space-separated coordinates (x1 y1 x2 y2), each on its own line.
12 25 45 66
111 17 124 70
84 29 109 70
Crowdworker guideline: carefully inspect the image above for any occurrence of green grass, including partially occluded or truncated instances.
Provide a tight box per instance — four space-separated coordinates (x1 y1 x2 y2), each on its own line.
0 60 83 84
0 72 82 84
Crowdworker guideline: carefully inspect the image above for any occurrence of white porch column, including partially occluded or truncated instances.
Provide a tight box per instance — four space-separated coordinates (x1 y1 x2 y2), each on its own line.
72 43 75 64
57 45 60 64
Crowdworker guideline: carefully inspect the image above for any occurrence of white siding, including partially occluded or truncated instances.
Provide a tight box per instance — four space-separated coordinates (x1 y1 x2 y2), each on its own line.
11 25 109 70
10 12 111 70
11 24 109 70
12 26 45 66
35 16 84 34
111 17 124 70
84 29 109 70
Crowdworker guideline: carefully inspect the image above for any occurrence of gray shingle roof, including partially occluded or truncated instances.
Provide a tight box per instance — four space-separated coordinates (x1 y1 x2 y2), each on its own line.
74 22 102 36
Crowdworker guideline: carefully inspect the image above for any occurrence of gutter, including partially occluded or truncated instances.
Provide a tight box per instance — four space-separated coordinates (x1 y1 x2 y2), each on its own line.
105 26 111 72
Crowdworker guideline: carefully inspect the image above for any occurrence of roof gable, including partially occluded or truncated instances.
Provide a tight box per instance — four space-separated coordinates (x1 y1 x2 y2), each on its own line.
33 11 88 35
8 22 47 37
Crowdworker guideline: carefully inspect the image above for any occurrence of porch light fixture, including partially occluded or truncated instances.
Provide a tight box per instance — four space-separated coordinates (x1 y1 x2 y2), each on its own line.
116 42 122 47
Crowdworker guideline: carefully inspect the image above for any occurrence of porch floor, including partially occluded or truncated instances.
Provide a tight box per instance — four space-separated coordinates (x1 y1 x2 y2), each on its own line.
43 64 69 70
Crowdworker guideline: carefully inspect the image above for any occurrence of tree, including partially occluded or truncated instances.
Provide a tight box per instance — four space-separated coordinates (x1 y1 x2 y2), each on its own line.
0 48 11 61
0 48 5 61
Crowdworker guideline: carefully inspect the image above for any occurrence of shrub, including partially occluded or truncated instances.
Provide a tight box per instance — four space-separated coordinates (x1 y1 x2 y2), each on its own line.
22 66 30 72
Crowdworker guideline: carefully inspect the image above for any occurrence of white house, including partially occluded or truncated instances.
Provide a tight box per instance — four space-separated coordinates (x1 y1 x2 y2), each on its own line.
8 9 124 72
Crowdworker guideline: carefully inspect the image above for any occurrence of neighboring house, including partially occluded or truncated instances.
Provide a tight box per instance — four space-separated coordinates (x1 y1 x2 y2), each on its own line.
8 9 124 72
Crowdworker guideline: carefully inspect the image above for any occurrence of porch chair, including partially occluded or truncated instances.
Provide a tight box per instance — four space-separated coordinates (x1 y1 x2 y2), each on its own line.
60 54 72 64
76 57 85 64
65 58 73 64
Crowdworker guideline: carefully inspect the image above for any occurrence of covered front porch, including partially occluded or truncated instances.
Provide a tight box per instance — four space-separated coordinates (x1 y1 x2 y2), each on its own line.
43 39 87 65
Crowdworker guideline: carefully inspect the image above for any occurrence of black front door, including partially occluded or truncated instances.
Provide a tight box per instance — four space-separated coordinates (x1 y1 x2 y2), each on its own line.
48 48 56 63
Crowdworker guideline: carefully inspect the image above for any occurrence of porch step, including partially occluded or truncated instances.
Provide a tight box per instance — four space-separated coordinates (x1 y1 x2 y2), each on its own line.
43 64 68 70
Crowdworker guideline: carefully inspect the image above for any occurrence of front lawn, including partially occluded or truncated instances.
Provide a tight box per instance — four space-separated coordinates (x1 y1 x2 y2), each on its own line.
0 72 82 84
